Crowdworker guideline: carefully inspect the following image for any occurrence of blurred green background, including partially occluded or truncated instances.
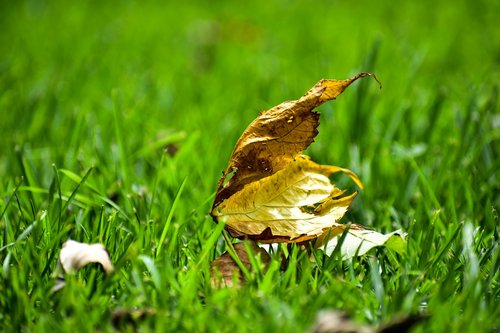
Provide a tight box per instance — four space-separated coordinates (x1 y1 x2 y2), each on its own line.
2 0 498 167
0 0 499 331
1 0 498 228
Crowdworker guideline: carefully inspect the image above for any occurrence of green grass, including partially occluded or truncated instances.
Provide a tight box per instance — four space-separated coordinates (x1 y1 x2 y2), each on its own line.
0 0 499 332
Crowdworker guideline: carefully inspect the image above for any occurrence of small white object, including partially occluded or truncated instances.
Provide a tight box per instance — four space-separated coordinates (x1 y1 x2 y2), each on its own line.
324 229 406 259
59 239 114 274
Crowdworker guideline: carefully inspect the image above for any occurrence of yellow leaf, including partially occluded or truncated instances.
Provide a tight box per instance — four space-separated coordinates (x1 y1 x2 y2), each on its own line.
212 156 361 243
213 73 376 208
212 74 379 243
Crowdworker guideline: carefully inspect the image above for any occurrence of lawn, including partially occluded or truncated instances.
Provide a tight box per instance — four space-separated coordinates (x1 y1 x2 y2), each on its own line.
0 0 499 332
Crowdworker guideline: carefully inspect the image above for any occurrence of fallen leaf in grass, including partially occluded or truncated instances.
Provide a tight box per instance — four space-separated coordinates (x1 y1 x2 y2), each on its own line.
58 239 114 274
213 73 375 207
311 310 428 333
317 225 406 259
213 155 361 243
210 241 270 287
111 308 156 330
376 313 429 333
311 311 372 333
212 74 379 242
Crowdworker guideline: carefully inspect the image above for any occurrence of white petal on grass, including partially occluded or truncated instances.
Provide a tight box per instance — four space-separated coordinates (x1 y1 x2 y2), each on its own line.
59 240 114 274
259 228 406 260
323 229 406 260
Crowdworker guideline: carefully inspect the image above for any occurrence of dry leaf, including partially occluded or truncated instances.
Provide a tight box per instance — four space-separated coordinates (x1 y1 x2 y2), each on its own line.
311 310 427 333
58 239 114 274
376 313 429 333
213 73 376 207
311 311 372 333
213 155 361 243
111 308 156 330
212 74 379 242
210 241 270 288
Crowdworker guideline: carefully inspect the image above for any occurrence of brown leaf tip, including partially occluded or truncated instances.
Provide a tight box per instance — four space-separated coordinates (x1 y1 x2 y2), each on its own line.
358 72 382 89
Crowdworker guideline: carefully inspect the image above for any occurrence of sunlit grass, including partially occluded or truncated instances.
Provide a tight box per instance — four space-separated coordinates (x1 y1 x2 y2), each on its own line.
0 0 499 332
